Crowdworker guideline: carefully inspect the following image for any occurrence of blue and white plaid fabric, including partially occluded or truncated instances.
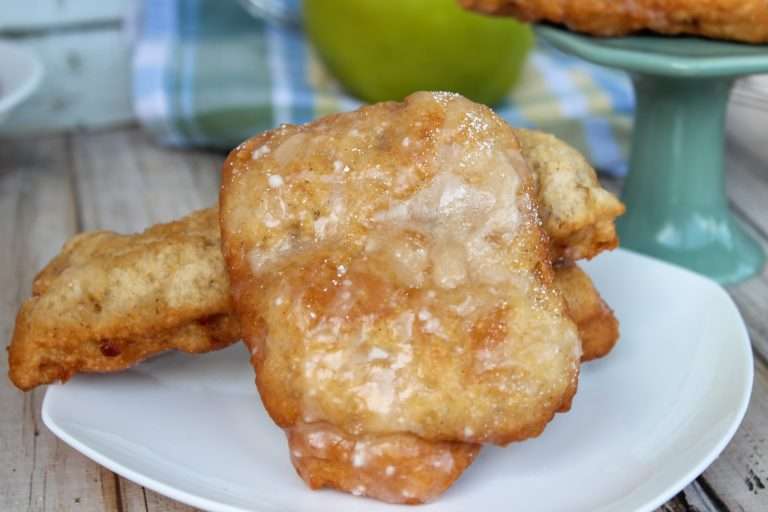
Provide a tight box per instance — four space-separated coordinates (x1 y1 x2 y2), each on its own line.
133 0 635 175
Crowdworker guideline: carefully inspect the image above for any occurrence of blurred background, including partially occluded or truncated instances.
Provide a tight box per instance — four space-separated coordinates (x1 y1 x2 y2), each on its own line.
0 0 765 174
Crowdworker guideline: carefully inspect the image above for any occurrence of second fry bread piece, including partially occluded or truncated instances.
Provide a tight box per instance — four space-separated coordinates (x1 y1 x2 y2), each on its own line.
514 128 625 261
554 262 619 361
8 208 238 391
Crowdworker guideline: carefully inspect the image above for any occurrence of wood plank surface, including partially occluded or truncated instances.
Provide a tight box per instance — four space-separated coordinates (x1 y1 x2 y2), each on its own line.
0 134 121 511
2 125 768 511
70 128 221 512
702 362 768 511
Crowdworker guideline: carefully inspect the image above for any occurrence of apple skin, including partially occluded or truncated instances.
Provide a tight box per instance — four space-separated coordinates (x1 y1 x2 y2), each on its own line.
304 0 534 106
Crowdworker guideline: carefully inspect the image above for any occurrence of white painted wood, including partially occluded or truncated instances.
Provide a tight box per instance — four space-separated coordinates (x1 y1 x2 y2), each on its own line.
728 76 768 163
702 362 768 511
681 481 723 512
119 478 201 512
124 478 201 511
0 134 121 512
726 137 768 240
70 129 221 232
0 0 130 31
69 127 219 512
0 29 133 136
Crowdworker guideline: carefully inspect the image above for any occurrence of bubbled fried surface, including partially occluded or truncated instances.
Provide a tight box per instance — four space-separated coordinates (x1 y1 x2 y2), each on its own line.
554 262 619 361
221 91 582 448
287 421 479 504
8 208 238 391
460 0 768 43
515 129 624 261
8 126 623 391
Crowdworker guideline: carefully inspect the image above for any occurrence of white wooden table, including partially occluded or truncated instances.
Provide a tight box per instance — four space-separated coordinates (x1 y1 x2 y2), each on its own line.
1 126 766 511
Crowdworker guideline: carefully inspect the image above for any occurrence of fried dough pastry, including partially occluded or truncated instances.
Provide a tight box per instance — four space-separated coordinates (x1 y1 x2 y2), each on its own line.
287 421 480 504
8 221 614 392
460 0 768 44
555 262 619 361
7 126 622 391
514 129 624 261
7 208 238 391
8 224 616 391
220 91 583 502
283 261 615 503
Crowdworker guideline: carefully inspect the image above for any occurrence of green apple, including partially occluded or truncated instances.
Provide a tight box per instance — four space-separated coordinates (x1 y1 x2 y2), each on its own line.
304 0 533 106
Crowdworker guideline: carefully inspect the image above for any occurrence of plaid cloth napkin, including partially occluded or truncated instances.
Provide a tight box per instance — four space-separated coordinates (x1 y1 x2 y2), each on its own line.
133 0 634 175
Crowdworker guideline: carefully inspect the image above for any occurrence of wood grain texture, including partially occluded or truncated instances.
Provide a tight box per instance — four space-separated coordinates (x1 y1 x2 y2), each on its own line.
727 76 768 160
119 479 200 512
0 134 120 511
724 137 768 363
700 362 768 511
68 127 221 512
71 129 221 231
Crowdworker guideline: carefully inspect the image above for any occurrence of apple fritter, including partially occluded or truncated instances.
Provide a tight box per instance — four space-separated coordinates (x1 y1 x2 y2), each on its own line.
7 208 238 391
220 91 583 502
460 0 768 44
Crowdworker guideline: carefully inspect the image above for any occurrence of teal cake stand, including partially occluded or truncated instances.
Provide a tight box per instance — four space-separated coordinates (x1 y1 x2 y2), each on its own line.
536 25 768 284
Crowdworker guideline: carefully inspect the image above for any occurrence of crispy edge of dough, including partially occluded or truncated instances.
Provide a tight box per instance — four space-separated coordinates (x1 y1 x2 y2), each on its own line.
7 208 239 391
286 421 480 504
514 128 625 261
9 125 623 391
554 262 619 362
9 308 239 390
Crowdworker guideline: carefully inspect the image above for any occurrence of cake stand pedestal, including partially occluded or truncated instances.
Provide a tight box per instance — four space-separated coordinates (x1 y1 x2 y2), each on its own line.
537 25 768 284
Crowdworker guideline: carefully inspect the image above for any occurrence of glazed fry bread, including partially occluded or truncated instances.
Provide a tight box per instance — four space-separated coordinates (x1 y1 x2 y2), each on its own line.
8 221 615 392
9 219 617 390
8 209 238 391
460 0 768 44
221 92 584 503
287 422 480 504
8 126 622 391
284 262 617 504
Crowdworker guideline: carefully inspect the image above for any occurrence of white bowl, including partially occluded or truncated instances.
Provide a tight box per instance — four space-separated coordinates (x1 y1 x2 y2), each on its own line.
0 40 44 123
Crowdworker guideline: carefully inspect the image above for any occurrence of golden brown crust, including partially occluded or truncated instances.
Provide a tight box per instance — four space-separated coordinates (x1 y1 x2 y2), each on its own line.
7 209 239 391
222 92 582 449
8 127 622 391
514 129 624 261
287 422 480 504
221 92 588 503
460 0 768 43
554 262 620 361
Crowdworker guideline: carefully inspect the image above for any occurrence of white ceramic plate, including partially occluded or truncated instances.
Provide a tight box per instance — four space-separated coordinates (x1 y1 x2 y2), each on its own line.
0 40 43 122
43 249 753 512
